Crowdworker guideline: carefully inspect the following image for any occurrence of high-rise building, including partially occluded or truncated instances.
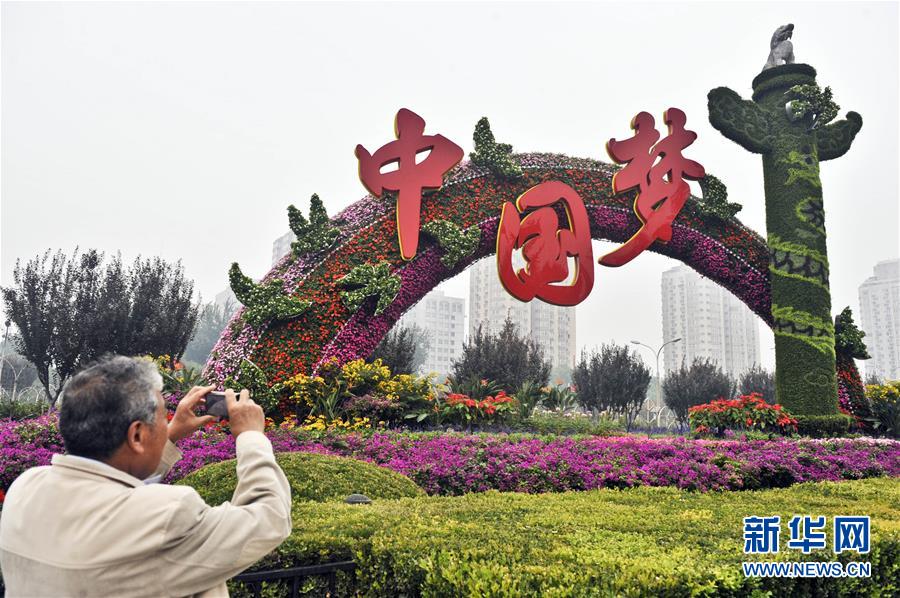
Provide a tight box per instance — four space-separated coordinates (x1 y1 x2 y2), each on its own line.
272 231 295 266
468 258 576 378
661 265 760 379
397 290 465 379
858 259 900 381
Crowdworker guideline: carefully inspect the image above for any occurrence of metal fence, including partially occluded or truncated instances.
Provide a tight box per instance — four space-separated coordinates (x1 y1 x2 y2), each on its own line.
0 562 356 598
231 561 357 598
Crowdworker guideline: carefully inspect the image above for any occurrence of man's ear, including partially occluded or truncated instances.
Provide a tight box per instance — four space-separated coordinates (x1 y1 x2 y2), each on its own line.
124 420 148 455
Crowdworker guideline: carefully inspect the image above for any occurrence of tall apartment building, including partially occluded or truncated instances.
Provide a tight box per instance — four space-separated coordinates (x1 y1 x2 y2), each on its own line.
468 258 576 377
272 231 295 266
397 290 466 379
858 259 900 381
661 265 760 379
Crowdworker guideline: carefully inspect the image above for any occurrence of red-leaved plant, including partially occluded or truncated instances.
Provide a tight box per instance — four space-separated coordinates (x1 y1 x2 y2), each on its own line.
689 392 798 437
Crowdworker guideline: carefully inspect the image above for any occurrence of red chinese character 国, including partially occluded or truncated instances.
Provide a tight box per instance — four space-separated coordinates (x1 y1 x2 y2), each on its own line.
356 108 464 260
599 108 705 267
496 181 594 306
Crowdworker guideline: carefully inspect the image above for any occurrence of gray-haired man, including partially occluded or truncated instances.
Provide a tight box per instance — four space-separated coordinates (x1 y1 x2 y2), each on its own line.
0 355 292 597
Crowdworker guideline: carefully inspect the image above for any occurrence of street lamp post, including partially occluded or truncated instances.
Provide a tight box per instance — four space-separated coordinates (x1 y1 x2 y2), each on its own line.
631 338 681 428
1 319 10 401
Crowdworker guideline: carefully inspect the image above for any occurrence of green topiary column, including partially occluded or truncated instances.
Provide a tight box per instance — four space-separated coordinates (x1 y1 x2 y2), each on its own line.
708 64 862 417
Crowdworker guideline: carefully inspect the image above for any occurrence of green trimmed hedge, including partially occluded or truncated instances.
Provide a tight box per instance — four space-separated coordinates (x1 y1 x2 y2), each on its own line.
175 452 424 505
514 412 623 436
795 414 853 438
216 477 899 597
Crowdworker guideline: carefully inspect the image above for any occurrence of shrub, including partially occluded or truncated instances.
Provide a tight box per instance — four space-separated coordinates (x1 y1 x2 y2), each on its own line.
436 391 517 427
450 318 551 391
281 359 434 424
175 452 424 505
516 412 622 436
689 393 798 436
512 380 543 420
867 381 900 439
664 358 735 427
738 364 775 404
794 414 854 438
541 385 578 413
231 477 900 597
0 396 51 420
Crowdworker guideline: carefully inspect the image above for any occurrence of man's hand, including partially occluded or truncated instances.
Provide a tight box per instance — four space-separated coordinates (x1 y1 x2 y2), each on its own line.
168 385 217 443
226 389 265 438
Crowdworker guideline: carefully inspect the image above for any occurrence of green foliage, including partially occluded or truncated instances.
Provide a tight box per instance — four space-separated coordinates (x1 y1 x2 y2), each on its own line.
222 359 281 415
469 117 523 178
369 324 430 375
663 358 735 428
232 477 900 597
0 395 51 420
160 362 205 396
738 364 776 404
338 261 401 316
229 263 311 328
541 385 578 414
866 381 900 438
421 219 481 268
696 174 742 219
572 343 651 431
793 414 853 438
834 306 870 360
450 319 550 393
785 84 839 129
516 412 622 436
176 452 424 506
512 380 543 420
288 193 340 256
1 249 199 404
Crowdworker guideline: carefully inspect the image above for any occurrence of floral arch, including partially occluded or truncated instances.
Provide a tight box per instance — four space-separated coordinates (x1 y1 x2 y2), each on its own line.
203 152 772 387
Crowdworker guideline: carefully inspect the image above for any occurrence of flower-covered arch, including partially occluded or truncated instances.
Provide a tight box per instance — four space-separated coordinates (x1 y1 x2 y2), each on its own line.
204 152 773 387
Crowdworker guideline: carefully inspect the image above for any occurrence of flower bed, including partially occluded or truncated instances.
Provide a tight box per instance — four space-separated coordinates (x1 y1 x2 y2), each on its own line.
3 415 897 498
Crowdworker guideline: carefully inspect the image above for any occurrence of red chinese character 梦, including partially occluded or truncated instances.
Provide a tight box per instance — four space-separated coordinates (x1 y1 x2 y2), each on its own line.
356 108 464 260
496 181 594 306
599 108 705 267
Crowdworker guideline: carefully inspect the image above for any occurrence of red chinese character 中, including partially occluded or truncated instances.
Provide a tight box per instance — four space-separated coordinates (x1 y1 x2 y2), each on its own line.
599 108 705 267
356 108 464 260
496 181 594 306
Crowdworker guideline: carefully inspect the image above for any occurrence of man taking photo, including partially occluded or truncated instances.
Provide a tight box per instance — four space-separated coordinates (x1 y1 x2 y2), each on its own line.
0 355 292 597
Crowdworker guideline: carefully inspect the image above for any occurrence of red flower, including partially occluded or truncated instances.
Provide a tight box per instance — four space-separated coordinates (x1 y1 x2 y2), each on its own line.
0 488 5 504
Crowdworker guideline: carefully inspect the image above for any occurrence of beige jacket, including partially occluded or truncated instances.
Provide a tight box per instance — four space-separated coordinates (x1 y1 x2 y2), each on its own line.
0 431 292 597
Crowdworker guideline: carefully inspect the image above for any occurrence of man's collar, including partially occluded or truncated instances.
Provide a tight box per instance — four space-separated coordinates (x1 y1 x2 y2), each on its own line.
51 453 146 488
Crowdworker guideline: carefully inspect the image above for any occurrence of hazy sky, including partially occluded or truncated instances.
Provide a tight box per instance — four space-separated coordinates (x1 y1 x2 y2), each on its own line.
3 1 898 372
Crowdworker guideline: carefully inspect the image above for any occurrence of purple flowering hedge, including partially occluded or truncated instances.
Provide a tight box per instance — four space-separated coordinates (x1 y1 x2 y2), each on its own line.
2 415 898 497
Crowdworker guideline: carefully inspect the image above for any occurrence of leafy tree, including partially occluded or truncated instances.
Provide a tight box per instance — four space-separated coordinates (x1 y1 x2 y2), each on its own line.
663 358 735 428
450 318 550 392
1 249 199 404
370 324 431 375
738 364 776 404
572 343 651 431
183 300 237 365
